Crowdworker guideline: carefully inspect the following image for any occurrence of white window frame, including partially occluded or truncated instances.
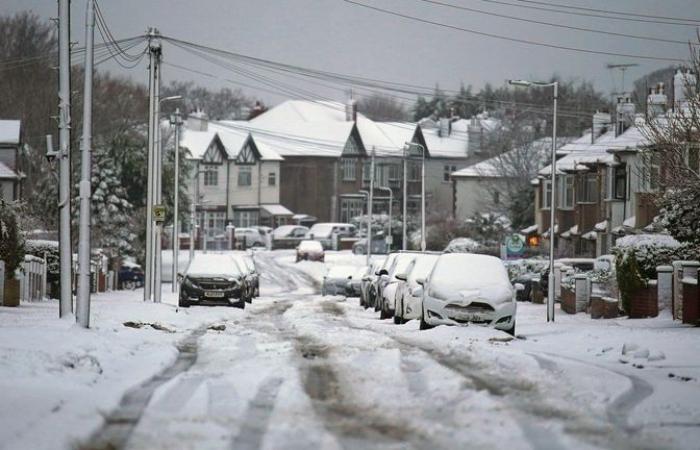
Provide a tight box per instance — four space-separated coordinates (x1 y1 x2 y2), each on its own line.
542 179 552 209
341 158 356 181
203 165 218 186
558 175 574 209
268 172 276 186
238 166 252 187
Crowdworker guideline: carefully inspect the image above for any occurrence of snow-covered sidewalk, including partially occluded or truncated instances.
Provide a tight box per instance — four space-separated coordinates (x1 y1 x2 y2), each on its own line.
0 287 243 450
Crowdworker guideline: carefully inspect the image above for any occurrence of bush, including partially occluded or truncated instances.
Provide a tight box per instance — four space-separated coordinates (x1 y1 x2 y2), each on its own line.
25 240 59 276
613 234 681 279
0 200 25 279
615 249 646 314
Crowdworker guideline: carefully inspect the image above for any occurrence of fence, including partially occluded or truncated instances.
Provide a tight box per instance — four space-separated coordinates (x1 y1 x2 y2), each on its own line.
19 255 47 302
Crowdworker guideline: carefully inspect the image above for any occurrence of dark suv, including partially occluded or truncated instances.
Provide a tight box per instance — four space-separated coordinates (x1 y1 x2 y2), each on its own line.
179 254 250 308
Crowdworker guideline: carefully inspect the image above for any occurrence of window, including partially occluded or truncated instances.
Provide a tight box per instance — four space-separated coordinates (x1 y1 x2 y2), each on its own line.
203 165 218 186
197 211 225 237
341 158 356 181
493 191 500 205
233 210 259 227
578 173 598 203
443 165 457 182
362 161 371 183
613 164 627 200
340 197 365 223
238 166 252 186
542 180 552 209
409 162 421 181
558 175 574 208
388 164 400 187
639 153 660 192
268 172 276 186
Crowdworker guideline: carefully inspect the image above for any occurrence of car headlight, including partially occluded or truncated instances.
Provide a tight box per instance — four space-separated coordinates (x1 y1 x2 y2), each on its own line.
428 286 447 300
183 277 200 290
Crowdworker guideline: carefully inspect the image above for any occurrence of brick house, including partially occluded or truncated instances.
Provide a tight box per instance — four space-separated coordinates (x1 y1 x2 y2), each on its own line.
0 120 23 201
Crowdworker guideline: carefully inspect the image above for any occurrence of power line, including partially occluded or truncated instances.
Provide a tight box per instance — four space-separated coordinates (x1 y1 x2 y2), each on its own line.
513 0 700 24
477 0 700 27
342 0 684 62
413 0 695 45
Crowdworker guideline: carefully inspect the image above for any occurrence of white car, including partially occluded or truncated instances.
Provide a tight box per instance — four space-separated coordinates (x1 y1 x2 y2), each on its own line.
393 252 440 324
235 228 265 248
322 265 357 296
417 253 517 335
377 253 417 320
306 222 356 248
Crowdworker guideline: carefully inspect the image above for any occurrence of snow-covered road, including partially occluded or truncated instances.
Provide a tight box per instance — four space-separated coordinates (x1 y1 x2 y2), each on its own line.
2 250 699 450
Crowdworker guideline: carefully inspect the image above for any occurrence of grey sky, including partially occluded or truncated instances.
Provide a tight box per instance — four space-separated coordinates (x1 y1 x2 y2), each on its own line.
4 0 699 106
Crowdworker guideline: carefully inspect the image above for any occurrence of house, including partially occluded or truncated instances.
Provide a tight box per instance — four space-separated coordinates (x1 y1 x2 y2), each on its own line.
217 100 499 224
531 69 697 258
0 120 23 201
451 137 562 222
180 112 287 249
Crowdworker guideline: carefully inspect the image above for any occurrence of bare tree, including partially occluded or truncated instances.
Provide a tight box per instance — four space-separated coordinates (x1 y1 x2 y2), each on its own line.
358 93 409 122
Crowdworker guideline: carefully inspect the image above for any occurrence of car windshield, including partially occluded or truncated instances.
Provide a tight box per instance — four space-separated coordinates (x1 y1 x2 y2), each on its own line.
430 254 510 292
299 240 323 252
186 254 242 278
380 253 398 272
407 254 439 285
389 254 415 279
272 225 297 238
308 224 334 238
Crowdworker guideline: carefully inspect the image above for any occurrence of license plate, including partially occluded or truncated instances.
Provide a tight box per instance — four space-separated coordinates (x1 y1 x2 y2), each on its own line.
454 313 483 322
205 291 225 298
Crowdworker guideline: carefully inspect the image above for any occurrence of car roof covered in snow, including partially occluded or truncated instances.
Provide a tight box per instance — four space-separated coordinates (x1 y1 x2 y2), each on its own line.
186 253 244 277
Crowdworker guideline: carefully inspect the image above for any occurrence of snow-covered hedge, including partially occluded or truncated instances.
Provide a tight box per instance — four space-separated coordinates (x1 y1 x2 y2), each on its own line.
613 234 681 279
444 237 481 254
25 240 59 276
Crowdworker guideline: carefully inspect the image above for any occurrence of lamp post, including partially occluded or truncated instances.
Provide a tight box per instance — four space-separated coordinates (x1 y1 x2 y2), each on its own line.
152 95 182 303
508 79 558 322
359 189 370 254
402 144 407 250
376 186 393 251
404 142 426 251
170 108 183 292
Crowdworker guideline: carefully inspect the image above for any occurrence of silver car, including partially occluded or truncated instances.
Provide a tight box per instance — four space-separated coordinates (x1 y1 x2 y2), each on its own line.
393 253 440 324
322 265 357 296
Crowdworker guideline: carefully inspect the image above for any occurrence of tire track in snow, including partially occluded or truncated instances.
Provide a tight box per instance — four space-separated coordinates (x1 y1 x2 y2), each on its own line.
230 377 284 450
81 325 208 450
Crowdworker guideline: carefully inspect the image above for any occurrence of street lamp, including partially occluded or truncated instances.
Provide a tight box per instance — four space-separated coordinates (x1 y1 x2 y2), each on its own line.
376 186 393 251
170 107 183 292
359 190 370 254
508 78 558 322
404 142 426 251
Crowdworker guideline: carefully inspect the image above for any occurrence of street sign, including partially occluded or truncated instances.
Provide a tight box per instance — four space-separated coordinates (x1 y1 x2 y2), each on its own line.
153 205 166 223
505 234 525 258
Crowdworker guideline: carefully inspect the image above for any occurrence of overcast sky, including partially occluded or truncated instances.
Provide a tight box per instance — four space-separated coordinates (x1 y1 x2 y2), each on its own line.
4 0 699 107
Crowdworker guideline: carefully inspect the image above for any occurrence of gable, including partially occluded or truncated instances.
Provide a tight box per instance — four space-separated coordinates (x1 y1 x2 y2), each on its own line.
202 135 226 164
410 126 430 158
236 136 262 165
341 125 366 157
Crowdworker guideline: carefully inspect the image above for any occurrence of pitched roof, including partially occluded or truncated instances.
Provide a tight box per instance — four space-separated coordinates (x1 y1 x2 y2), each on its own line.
0 120 21 145
180 123 283 162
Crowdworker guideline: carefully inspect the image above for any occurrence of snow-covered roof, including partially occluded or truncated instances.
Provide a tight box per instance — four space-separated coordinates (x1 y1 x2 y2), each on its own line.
452 137 563 178
0 120 20 145
261 204 293 216
594 220 608 232
180 122 283 162
520 224 538 234
538 131 617 176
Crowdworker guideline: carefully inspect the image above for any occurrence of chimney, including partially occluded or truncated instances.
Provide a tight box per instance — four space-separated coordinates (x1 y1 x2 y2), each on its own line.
615 94 635 136
467 116 482 154
438 117 451 137
674 68 696 111
591 111 611 143
647 83 668 118
345 98 357 122
187 108 208 132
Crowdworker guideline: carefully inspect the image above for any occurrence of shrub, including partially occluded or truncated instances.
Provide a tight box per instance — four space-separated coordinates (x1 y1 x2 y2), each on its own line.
613 234 681 279
25 240 59 276
615 249 646 314
0 200 25 279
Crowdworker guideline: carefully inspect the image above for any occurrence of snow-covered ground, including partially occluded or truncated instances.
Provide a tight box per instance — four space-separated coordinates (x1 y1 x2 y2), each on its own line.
1 250 699 449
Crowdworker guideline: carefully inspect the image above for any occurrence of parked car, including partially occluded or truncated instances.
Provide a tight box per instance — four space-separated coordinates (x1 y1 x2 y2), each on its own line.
271 225 310 249
232 252 259 300
322 265 356 296
306 222 356 249
352 233 388 255
118 263 144 290
417 253 518 335
296 240 325 262
377 252 419 319
235 228 266 248
393 252 440 324
360 258 385 308
371 252 399 310
178 253 249 308
348 266 366 297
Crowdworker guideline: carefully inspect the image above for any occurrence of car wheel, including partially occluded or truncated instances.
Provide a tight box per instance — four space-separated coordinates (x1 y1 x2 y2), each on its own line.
235 300 245 309
178 297 190 308
393 298 404 324
419 306 433 331
504 320 516 336
379 305 389 320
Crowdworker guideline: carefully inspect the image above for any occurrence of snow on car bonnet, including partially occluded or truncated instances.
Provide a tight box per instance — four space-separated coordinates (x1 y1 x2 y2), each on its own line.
429 253 512 302
299 240 323 251
186 254 243 277
327 265 356 278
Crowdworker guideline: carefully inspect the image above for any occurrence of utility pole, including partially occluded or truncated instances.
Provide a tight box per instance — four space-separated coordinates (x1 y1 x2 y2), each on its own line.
170 108 183 292
367 148 375 265
76 0 95 328
57 0 73 318
153 65 163 303
420 145 426 252
402 145 407 250
144 28 161 302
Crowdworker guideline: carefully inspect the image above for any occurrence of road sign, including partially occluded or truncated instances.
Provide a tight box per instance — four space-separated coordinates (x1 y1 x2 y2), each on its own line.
505 234 525 257
153 205 166 223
